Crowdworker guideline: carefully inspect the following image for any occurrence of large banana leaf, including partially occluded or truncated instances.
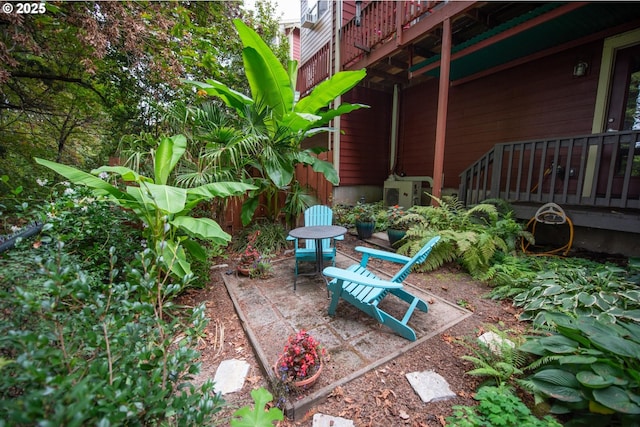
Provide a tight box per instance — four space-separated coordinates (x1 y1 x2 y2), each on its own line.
187 182 256 199
171 216 230 245
35 158 132 201
288 59 298 91
92 166 152 183
241 195 260 226
128 183 187 214
294 70 367 114
184 79 253 115
295 151 339 185
280 111 322 133
311 102 369 128
234 19 293 118
242 47 292 119
264 153 295 189
160 240 192 280
155 134 187 185
182 239 208 262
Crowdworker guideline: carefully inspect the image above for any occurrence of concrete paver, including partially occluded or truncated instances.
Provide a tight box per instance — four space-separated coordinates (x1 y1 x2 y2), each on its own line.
405 370 457 403
213 359 250 395
312 413 355 427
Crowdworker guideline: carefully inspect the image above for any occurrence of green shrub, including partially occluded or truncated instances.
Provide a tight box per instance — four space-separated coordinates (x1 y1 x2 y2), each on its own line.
447 385 561 427
0 245 224 425
39 183 143 271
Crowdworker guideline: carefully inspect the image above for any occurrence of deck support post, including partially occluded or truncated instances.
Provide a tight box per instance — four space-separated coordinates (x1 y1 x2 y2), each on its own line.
431 18 451 205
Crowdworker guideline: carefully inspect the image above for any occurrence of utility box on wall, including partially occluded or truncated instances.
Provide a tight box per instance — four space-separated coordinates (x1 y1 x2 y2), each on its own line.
383 180 421 207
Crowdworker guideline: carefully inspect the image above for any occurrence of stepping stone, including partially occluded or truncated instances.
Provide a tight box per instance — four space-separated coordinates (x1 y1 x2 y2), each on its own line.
405 370 456 403
478 331 515 355
312 413 354 427
213 359 250 395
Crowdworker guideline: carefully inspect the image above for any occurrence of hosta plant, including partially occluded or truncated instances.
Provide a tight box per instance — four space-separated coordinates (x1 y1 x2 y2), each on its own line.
519 312 640 425
512 259 640 325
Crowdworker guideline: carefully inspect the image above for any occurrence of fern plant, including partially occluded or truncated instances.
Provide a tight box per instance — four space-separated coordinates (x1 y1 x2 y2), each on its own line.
396 196 529 278
458 325 530 388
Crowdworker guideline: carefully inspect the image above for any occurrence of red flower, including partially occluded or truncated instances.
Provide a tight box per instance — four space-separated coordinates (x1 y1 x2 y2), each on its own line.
276 330 325 383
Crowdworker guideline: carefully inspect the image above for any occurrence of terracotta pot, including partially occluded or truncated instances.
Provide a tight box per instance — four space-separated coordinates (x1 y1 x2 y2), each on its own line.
237 265 252 276
274 356 323 388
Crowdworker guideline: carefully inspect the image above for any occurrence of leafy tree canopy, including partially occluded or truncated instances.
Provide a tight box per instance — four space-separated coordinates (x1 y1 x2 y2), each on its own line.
0 0 287 194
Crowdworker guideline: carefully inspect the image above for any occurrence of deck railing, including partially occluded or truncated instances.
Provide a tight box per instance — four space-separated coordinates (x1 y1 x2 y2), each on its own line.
459 131 640 210
297 42 330 97
341 0 443 69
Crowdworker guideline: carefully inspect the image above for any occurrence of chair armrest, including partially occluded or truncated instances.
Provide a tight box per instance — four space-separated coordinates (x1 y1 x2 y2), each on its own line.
323 267 403 289
286 235 296 241
354 246 412 264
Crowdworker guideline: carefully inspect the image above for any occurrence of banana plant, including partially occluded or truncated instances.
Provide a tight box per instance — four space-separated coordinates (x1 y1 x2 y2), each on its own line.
35 134 256 282
185 19 367 225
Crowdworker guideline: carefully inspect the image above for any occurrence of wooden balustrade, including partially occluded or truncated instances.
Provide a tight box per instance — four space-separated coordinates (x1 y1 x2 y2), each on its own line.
297 42 330 96
459 131 640 210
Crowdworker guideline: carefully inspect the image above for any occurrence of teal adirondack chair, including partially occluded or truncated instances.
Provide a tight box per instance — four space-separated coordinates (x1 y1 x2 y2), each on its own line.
287 205 344 286
322 236 440 341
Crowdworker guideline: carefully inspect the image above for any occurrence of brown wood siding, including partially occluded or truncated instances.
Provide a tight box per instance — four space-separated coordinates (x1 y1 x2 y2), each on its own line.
399 41 603 189
397 80 438 178
340 86 392 185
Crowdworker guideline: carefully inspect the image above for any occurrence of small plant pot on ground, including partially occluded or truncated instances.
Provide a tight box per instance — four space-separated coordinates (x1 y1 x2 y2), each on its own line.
386 228 406 247
355 221 375 239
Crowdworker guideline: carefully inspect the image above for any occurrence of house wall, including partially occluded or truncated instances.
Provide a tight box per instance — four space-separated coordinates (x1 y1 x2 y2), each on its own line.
339 86 393 187
288 26 300 61
397 41 604 191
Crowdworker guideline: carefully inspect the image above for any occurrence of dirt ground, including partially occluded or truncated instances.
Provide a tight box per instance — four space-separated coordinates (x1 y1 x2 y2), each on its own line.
178 233 529 426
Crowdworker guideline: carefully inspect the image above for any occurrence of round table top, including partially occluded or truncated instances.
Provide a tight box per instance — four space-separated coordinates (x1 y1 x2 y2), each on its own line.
288 225 347 240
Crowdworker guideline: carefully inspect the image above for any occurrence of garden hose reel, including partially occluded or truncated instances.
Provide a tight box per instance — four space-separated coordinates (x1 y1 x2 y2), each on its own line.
521 203 574 256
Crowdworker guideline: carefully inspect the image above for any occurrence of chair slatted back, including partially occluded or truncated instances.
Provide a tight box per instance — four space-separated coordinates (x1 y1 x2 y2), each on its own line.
304 205 333 251
390 236 441 283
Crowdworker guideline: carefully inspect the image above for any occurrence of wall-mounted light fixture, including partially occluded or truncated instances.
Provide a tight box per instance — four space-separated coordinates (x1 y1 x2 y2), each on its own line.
355 0 362 27
573 61 588 77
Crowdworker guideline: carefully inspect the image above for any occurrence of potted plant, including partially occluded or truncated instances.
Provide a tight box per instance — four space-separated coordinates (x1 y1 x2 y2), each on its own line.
386 205 423 247
250 257 273 279
353 202 375 239
238 244 261 276
274 330 326 388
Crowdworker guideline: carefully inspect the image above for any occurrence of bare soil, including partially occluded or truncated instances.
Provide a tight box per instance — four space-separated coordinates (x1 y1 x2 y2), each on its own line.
177 233 529 426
